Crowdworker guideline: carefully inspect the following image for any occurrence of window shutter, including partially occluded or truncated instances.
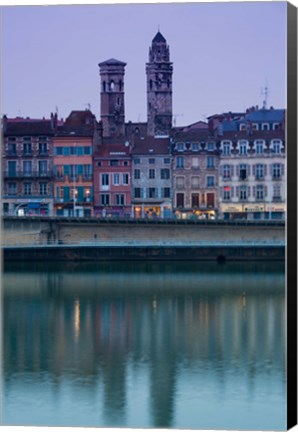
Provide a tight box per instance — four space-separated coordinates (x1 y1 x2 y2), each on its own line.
77 186 84 202
219 165 223 176
236 165 240 176
253 186 256 197
264 164 267 176
231 186 234 197
247 186 251 197
281 164 285 175
252 164 256 175
247 165 251 176
63 165 69 175
77 165 83 175
56 186 59 198
64 186 70 201
90 187 93 200
231 165 234 176
63 147 70 156
264 186 268 197
236 186 239 197
270 164 273 175
219 187 223 198
77 146 83 156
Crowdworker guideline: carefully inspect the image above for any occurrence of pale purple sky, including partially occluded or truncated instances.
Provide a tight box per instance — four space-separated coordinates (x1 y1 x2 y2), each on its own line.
2 1 287 126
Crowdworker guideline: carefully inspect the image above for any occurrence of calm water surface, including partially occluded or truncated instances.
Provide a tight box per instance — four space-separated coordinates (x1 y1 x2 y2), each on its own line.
2 261 286 429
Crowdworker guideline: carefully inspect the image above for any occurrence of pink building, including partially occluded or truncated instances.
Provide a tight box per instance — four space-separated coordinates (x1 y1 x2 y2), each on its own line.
93 139 132 217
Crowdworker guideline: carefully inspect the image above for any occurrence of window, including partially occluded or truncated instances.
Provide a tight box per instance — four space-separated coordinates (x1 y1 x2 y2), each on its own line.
100 194 110 205
110 160 118 166
149 158 155 164
192 193 200 208
272 140 281 154
207 193 215 208
23 161 32 176
207 142 215 151
161 169 170 179
8 141 17 156
262 123 269 131
70 147 77 155
115 194 125 205
83 165 92 179
123 161 129 166
24 182 32 195
38 160 48 176
239 164 247 180
239 141 247 155
38 142 48 155
8 161 17 176
222 142 230 156
191 176 199 188
176 156 184 168
134 169 141 180
272 164 281 179
239 186 248 200
162 188 171 198
101 174 110 187
113 173 120 185
207 176 214 187
149 169 155 179
177 142 184 151
255 141 264 155
148 188 156 198
223 164 231 179
7 182 17 195
273 123 279 130
192 157 199 168
273 184 281 200
176 176 185 189
164 158 170 164
134 158 141 164
223 186 231 200
134 188 142 198
256 185 264 200
84 146 92 155
39 182 47 195
176 193 184 208
122 173 129 185
255 164 264 179
192 142 199 151
207 156 214 168
56 147 63 155
23 142 32 156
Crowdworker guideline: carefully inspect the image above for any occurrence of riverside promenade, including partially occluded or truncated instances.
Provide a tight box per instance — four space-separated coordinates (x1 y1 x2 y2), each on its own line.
2 216 285 262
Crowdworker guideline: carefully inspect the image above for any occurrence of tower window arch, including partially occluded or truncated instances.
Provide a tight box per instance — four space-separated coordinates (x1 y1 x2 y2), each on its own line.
103 81 106 92
110 81 115 91
119 80 123 91
150 79 153 90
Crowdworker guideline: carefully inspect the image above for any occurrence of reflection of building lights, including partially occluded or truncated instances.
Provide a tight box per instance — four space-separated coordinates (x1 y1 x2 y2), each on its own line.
74 299 80 339
242 291 246 308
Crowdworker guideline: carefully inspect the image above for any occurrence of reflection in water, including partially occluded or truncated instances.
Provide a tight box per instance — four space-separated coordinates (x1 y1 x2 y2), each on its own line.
3 261 285 429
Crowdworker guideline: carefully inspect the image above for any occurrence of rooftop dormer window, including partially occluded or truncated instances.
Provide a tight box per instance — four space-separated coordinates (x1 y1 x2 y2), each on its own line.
239 140 248 155
262 123 270 131
207 142 215 151
177 142 184 152
272 140 282 154
255 140 264 155
192 142 199 151
222 141 231 156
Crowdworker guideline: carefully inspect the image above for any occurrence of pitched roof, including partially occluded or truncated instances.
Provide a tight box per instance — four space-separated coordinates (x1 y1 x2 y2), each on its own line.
152 31 166 43
171 128 211 142
3 117 54 136
98 58 126 67
94 141 130 158
131 136 170 155
239 108 285 123
55 110 96 137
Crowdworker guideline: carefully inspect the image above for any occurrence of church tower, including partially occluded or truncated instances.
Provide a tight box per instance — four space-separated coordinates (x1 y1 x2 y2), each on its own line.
146 31 173 137
98 58 126 137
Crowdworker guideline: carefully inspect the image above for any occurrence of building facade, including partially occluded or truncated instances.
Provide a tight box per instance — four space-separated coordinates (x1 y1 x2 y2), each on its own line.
171 130 220 219
53 111 96 217
217 108 286 220
93 139 132 218
2 115 55 216
131 136 172 218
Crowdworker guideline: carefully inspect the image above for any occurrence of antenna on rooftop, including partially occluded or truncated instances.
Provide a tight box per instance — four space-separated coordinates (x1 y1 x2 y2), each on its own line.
261 80 269 109
85 103 91 111
55 106 59 116
173 114 183 126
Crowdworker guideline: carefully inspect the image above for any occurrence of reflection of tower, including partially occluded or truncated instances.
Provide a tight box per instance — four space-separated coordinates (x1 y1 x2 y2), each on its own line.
98 58 126 137
149 300 176 428
146 31 173 137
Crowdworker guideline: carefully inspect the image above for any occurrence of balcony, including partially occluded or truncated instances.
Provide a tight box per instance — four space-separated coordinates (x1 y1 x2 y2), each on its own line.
4 170 53 179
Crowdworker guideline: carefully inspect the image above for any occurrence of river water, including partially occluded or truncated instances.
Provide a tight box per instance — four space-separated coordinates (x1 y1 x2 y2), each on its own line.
2 261 286 430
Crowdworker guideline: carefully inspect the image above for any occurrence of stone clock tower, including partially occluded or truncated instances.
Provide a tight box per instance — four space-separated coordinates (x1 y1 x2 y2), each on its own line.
98 58 126 137
146 32 173 137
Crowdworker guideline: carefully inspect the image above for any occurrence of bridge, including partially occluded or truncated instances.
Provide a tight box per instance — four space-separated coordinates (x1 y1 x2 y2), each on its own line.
2 216 285 262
